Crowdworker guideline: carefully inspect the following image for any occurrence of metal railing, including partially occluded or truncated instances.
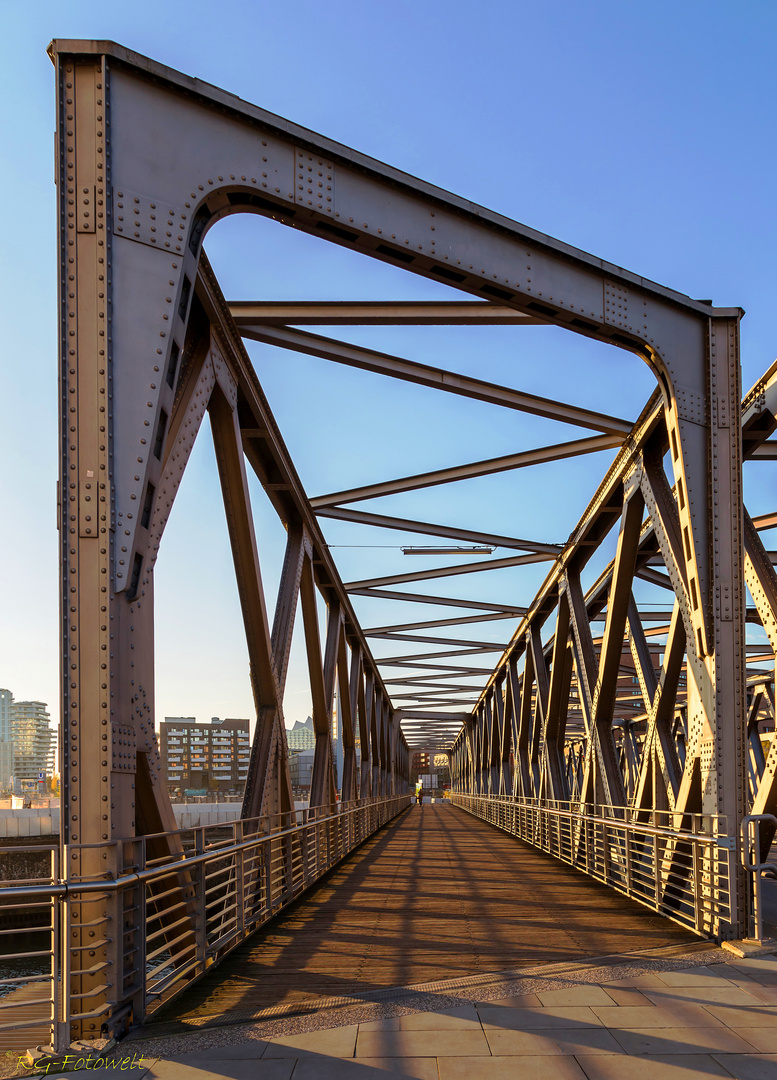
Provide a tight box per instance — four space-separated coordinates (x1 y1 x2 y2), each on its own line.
0 794 410 1052
740 813 777 943
452 793 733 938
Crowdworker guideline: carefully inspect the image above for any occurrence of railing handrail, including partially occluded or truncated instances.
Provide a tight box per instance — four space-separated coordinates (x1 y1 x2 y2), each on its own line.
0 794 409 900
451 793 727 845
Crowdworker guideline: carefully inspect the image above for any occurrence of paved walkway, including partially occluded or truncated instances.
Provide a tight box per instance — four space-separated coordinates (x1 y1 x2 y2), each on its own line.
150 803 695 1027
104 949 777 1079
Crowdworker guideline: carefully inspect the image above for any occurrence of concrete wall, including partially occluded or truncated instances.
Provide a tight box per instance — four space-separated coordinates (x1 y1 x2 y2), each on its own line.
0 799 311 837
0 807 60 837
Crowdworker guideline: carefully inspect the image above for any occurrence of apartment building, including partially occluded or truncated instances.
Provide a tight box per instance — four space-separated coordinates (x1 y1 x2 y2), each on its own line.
159 716 250 791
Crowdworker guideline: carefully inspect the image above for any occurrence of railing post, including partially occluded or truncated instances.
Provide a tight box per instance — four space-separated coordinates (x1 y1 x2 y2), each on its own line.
653 829 660 911
691 837 702 934
284 814 294 904
195 828 208 964
235 821 246 938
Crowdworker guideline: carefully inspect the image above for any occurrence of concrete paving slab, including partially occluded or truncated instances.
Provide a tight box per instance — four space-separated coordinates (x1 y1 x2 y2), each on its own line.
475 993 541 1008
611 1026 758 1055
438 1056 587 1079
161 1043 269 1060
573 1055 731 1079
263 1024 358 1057
728 956 777 972
355 1029 491 1057
536 986 619 1007
710 1053 777 1079
601 973 668 988
290 1057 439 1080
592 1004 718 1028
359 1007 481 1031
45 1066 157 1080
144 1061 294 1080
728 971 777 988
485 1026 624 1056
728 1029 777 1053
644 985 764 1006
655 966 733 986
703 1005 777 1027
478 1005 602 1029
603 987 652 1006
733 984 777 1004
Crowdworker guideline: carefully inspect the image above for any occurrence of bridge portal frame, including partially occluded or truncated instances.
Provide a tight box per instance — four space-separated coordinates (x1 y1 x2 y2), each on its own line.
52 38 749 1042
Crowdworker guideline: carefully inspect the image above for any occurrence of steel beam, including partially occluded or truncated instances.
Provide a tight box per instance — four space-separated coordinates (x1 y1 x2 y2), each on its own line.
346 553 552 591
229 300 541 325
312 436 622 507
242 324 634 438
316 506 562 554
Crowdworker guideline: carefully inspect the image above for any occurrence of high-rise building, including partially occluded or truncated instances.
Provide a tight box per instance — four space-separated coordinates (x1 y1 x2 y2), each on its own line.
0 689 14 784
158 716 250 791
0 688 13 742
10 700 55 779
0 740 14 787
286 716 315 752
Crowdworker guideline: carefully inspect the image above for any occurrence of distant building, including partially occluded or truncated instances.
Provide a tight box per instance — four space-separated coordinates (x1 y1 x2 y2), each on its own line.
10 700 55 778
159 716 250 791
0 689 13 742
289 747 315 792
0 740 13 787
287 716 315 752
0 690 14 785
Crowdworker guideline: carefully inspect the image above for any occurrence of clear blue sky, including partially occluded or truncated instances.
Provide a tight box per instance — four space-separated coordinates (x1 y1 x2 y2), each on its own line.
1 1 775 734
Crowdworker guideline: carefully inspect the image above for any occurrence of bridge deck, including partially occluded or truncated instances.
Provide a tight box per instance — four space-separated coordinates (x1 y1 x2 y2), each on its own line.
152 803 696 1027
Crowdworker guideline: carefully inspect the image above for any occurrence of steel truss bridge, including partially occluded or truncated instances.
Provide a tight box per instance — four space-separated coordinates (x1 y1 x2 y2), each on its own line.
2 37 777 1055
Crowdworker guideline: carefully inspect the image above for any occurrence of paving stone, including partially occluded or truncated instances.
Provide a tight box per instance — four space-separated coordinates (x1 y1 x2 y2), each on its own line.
601 973 668 988
290 1057 439 1080
485 1026 624 1056
728 1029 777 1053
165 1043 269 1060
733 984 777 1005
438 1056 587 1079
536 986 619 1007
476 993 542 1008
654 966 733 986
644 985 764 1006
263 1024 358 1057
359 1008 481 1031
703 1005 777 1027
144 1061 294 1080
592 1004 716 1028
479 1005 602 1030
573 1056 731 1079
355 1029 491 1057
603 987 652 1006
611 1026 758 1055
710 1053 777 1079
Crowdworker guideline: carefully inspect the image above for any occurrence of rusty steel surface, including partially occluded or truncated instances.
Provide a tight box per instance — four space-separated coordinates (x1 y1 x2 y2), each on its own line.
33 35 776 1049
147 804 695 1027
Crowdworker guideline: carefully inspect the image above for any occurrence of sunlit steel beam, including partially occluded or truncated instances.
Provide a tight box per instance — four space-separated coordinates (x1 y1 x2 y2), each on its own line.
317 506 562 554
312 436 622 507
229 300 542 325
349 586 525 614
347 552 552 591
238 324 634 437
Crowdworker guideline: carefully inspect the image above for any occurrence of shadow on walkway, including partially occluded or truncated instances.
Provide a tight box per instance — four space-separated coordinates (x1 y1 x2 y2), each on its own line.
151 804 696 1026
